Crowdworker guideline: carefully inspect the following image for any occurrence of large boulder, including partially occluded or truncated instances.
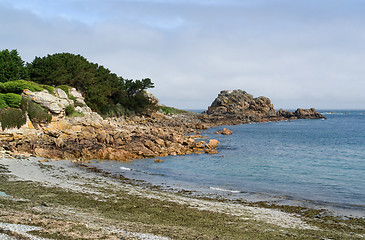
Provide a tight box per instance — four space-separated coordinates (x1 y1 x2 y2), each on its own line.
204 89 277 122
69 87 87 106
23 89 72 115
294 108 325 119
203 89 325 124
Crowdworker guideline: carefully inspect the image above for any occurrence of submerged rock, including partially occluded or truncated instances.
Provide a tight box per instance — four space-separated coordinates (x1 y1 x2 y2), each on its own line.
215 128 233 135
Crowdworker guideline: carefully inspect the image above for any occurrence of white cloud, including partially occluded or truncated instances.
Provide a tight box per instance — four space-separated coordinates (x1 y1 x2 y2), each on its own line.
1 0 365 109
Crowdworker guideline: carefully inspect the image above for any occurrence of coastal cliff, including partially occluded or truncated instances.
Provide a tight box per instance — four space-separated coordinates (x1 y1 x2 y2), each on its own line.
0 87 214 161
202 89 325 125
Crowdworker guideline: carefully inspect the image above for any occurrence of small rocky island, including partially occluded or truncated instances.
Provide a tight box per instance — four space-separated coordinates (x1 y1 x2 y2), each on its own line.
202 89 325 125
1 88 324 162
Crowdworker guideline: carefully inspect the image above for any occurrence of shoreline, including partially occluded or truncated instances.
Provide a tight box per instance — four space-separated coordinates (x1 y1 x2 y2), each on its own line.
82 158 365 219
0 156 364 239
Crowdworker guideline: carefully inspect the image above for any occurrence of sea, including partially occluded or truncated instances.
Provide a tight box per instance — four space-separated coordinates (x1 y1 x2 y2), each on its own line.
88 110 365 218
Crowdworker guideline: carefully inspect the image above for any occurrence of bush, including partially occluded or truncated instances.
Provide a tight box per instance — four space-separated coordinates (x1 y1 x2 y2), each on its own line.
100 103 126 118
0 80 43 93
21 97 52 127
65 105 75 116
159 106 187 115
1 93 22 108
0 97 8 109
0 108 27 130
65 104 84 117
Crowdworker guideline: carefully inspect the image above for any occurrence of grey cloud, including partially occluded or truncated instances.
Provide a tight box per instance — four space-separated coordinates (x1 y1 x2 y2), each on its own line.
1 0 365 109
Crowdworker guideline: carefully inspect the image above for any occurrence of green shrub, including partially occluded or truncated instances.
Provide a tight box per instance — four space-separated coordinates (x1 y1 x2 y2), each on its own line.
65 104 84 117
0 80 43 93
65 105 75 116
0 97 8 109
158 106 187 115
21 97 52 127
1 93 22 108
0 108 27 130
100 103 127 118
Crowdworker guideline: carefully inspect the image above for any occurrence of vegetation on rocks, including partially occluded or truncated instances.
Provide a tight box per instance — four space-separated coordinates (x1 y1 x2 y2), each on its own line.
0 108 26 130
21 97 52 127
0 79 43 93
159 105 187 115
1 49 156 117
27 52 155 115
65 104 84 117
0 93 22 108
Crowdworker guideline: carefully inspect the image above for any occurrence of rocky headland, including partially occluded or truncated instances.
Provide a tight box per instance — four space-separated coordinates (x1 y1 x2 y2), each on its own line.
201 89 325 125
1 88 324 161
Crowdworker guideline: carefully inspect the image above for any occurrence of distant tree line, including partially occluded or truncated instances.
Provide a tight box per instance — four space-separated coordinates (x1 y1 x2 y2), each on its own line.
0 49 155 116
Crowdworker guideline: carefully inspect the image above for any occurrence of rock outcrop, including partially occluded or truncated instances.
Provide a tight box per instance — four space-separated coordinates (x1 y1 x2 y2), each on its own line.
0 111 216 161
202 89 325 125
293 108 325 119
215 128 233 135
22 87 102 122
23 89 72 115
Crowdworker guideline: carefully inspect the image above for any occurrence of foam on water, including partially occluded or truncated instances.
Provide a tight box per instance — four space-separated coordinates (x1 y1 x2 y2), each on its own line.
120 167 132 171
210 187 241 193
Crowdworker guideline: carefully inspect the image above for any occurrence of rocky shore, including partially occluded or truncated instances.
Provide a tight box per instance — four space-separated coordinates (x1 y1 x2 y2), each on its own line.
0 88 325 162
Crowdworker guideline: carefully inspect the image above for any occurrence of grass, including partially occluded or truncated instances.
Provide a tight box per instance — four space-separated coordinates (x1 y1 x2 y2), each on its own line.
0 163 364 240
159 105 187 115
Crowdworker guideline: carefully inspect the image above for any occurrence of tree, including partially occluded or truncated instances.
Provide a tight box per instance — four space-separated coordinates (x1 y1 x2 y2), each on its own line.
0 49 28 82
27 52 154 115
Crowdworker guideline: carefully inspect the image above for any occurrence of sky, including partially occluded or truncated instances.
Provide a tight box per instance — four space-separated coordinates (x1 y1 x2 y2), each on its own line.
1 0 364 110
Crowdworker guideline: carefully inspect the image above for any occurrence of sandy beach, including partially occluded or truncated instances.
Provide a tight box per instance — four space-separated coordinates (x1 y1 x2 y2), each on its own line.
0 155 364 239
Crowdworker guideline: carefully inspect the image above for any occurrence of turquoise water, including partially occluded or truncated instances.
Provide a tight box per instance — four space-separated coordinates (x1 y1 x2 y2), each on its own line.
90 110 365 216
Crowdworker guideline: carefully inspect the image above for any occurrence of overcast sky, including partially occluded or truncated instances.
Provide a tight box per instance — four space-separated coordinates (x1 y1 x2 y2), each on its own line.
1 0 364 110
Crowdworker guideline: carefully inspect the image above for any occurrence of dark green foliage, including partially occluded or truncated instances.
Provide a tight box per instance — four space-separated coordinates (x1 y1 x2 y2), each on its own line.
21 97 52 127
0 93 22 108
0 49 29 82
100 103 127 118
65 105 76 116
64 103 85 118
0 108 27 130
0 80 43 93
28 53 155 115
65 104 84 117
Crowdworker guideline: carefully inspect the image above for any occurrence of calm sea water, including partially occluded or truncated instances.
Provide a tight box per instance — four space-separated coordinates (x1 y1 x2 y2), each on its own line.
90 110 365 217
